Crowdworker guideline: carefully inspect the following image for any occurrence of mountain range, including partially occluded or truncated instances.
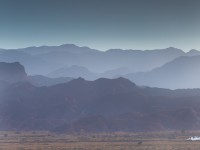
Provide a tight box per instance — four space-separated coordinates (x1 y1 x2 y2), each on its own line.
1 44 200 89
0 44 197 75
47 65 131 80
125 55 200 89
1 62 200 132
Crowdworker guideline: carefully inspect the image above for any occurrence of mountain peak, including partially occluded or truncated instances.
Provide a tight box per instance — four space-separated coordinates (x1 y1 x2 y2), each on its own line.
166 47 177 49
68 77 86 83
164 47 184 52
0 62 27 83
94 77 137 89
187 49 200 56
59 43 78 48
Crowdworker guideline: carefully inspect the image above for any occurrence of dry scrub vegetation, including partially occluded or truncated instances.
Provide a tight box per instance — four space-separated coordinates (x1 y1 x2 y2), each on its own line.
0 131 200 150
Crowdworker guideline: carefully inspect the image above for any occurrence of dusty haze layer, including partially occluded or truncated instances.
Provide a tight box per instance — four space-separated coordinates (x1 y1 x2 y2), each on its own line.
1 45 200 89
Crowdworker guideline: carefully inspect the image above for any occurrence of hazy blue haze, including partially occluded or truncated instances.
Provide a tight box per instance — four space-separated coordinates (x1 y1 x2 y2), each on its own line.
0 0 200 51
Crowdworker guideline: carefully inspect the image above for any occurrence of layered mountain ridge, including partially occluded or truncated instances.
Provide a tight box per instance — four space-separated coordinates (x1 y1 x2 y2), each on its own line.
125 55 200 89
1 44 200 89
1 62 200 132
0 44 198 76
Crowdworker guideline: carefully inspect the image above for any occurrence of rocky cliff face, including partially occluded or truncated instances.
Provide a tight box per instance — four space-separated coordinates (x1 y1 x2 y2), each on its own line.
0 62 27 83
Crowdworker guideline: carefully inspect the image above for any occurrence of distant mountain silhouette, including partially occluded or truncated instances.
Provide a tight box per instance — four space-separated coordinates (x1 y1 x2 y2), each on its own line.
0 45 194 75
48 66 132 80
0 50 60 75
125 55 200 89
1 75 200 132
186 49 200 56
0 62 27 83
101 47 185 73
47 65 99 80
28 75 73 86
102 67 131 78
18 44 98 55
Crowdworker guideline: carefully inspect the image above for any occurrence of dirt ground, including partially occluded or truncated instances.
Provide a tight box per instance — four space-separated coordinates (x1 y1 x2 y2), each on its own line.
0 131 199 150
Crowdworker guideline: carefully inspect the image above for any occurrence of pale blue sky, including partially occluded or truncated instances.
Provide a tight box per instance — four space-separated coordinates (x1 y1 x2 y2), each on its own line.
0 0 200 51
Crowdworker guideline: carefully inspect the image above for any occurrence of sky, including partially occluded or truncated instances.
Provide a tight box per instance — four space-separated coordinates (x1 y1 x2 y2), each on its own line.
0 0 200 51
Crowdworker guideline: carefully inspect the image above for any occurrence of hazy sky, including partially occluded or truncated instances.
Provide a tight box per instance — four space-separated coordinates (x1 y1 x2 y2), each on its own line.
0 0 200 51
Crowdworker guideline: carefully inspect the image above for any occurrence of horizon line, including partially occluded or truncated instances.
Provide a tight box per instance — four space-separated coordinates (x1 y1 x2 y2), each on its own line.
0 43 198 52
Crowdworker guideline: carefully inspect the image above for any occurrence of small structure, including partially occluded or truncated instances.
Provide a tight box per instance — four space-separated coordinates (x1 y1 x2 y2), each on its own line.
187 136 200 141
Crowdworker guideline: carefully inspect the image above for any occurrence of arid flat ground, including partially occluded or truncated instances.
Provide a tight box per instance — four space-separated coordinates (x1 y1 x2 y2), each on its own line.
0 131 200 150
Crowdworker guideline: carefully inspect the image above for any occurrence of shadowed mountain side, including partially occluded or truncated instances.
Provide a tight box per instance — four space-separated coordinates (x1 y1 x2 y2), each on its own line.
1 76 200 132
0 62 27 83
0 77 146 130
28 75 73 86
125 55 200 89
141 87 200 97
62 107 200 132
